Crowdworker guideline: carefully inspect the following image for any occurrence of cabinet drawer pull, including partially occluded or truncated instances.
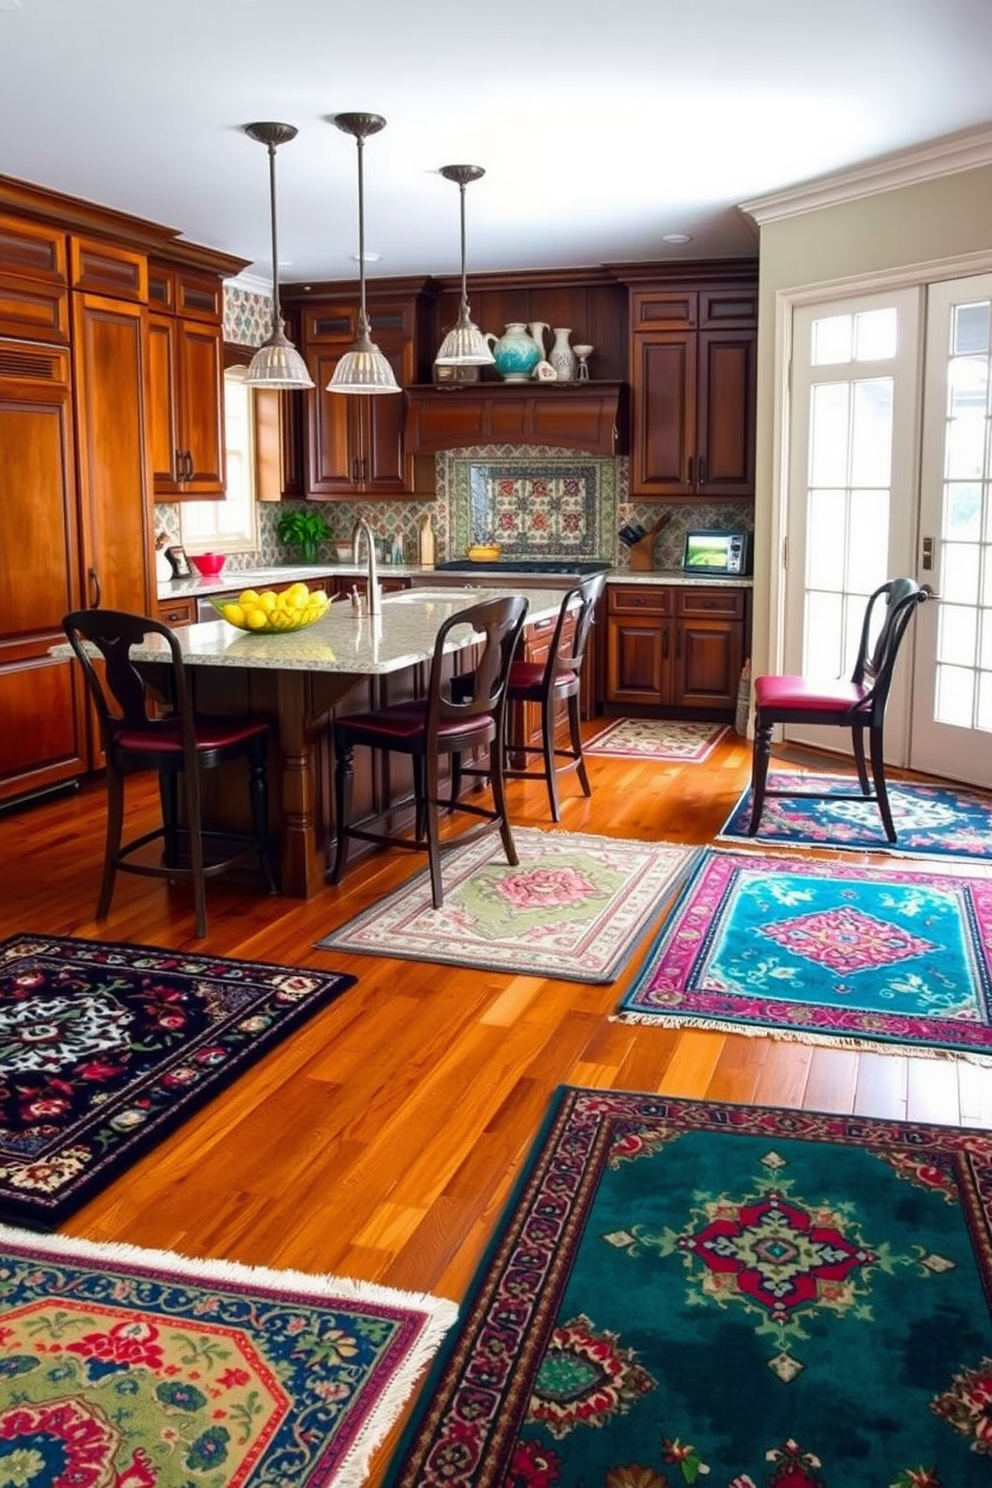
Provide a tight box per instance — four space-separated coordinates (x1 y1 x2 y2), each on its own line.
686 455 693 487
698 456 706 486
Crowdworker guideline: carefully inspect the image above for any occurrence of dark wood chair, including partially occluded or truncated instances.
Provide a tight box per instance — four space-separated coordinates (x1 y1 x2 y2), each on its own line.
748 577 927 841
330 593 529 909
63 609 277 938
453 572 605 821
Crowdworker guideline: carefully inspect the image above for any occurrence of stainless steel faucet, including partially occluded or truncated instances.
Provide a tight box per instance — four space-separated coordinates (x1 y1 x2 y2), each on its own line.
351 517 381 615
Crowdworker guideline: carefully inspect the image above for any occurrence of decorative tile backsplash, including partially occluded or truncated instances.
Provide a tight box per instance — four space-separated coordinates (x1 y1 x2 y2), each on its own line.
439 448 617 561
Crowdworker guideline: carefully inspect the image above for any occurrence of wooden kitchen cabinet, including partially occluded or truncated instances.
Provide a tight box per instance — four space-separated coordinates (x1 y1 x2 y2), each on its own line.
148 262 226 499
0 213 69 344
625 272 757 499
404 382 625 457
605 583 748 714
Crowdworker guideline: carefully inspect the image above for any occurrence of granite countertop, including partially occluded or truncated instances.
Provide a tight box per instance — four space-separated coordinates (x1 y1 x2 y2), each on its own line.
157 564 752 602
63 586 567 677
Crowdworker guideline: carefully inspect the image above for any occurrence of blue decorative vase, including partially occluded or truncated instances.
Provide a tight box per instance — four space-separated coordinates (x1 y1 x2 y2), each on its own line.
484 322 542 382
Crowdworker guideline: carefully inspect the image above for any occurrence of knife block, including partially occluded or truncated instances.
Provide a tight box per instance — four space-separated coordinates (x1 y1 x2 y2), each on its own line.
628 517 667 572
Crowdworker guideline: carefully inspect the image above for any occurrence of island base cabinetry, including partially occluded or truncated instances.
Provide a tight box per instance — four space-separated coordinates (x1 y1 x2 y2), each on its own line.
605 584 748 717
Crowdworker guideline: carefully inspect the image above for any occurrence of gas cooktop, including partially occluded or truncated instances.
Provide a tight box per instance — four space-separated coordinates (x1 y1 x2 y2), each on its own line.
436 559 611 575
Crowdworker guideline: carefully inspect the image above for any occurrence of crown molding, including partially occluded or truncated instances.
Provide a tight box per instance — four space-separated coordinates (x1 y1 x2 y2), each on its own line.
741 124 992 226
227 271 271 296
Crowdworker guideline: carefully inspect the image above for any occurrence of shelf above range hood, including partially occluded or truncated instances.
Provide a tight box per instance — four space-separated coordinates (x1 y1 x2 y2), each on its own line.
404 380 627 458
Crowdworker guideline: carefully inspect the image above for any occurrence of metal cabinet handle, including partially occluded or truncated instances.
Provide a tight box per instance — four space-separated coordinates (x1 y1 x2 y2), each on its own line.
662 627 669 659
88 566 101 609
697 457 706 486
686 456 693 487
185 450 194 480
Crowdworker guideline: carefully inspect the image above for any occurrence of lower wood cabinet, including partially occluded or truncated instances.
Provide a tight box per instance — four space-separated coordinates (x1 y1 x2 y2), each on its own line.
605 583 749 714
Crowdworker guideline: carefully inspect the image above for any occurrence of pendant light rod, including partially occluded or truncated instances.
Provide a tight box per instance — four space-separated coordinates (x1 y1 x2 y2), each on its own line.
334 112 385 341
242 121 314 389
441 163 484 317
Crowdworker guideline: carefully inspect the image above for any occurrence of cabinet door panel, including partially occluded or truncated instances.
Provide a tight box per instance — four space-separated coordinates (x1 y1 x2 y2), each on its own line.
0 378 78 636
148 313 180 492
72 292 152 616
178 318 225 492
696 330 756 496
674 620 743 709
307 349 363 494
0 658 87 799
631 333 695 496
606 618 667 705
363 343 413 495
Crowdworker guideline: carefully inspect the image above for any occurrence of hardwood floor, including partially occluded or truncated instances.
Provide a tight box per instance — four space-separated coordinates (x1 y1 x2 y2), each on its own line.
2 728 989 1479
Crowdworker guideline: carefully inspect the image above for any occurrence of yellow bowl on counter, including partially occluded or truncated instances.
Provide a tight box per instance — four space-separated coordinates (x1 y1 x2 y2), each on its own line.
466 543 501 562
212 583 331 634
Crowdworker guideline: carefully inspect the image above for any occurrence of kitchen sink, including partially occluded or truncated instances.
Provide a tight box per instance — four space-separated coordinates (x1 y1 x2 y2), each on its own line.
382 587 489 605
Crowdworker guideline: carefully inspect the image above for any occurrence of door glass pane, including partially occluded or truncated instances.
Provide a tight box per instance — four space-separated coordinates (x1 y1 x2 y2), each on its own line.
812 315 852 366
850 379 893 485
952 301 991 356
809 384 850 484
847 491 889 592
805 591 843 675
942 543 981 604
935 664 975 726
854 308 897 361
978 671 992 730
806 490 846 589
937 604 977 665
944 482 982 540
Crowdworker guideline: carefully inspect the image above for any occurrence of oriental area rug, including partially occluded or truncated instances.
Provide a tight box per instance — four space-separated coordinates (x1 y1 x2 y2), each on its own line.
385 1086 992 1488
0 1223 456 1488
584 716 730 762
719 772 992 860
319 829 698 983
616 849 992 1060
0 934 356 1229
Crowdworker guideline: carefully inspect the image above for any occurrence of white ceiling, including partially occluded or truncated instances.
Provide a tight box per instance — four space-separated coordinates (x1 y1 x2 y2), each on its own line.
2 0 992 289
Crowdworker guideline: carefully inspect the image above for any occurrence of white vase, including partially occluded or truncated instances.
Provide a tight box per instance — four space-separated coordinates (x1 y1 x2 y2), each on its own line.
549 327 576 382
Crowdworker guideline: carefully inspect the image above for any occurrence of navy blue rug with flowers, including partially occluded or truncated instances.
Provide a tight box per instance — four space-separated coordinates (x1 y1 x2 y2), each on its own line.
0 934 355 1228
386 1087 992 1487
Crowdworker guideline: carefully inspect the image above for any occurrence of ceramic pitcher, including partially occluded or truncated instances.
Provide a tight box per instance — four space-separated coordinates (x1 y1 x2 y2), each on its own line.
528 321 549 360
484 322 542 381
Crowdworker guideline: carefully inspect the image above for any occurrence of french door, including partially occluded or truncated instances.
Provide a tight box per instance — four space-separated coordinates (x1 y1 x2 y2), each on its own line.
911 274 992 786
786 277 992 789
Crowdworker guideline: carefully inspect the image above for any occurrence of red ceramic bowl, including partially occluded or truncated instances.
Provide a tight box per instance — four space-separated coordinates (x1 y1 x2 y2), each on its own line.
191 552 226 578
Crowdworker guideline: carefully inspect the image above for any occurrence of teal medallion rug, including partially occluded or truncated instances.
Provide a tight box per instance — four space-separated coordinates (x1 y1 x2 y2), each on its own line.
616 850 992 1059
719 772 992 860
0 934 356 1228
386 1087 992 1488
0 1223 456 1488
319 830 698 983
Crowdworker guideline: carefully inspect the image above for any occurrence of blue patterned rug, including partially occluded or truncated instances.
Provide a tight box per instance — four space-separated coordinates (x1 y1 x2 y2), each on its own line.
719 773 992 859
616 849 992 1059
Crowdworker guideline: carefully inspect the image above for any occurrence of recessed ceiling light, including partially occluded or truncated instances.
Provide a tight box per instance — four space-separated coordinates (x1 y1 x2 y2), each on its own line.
352 251 381 264
662 233 692 245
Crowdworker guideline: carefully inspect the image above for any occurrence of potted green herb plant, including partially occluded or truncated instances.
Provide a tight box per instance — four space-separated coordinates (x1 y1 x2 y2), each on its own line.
276 507 334 564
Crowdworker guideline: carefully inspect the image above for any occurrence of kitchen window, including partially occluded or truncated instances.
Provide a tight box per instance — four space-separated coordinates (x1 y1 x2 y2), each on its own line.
179 366 258 555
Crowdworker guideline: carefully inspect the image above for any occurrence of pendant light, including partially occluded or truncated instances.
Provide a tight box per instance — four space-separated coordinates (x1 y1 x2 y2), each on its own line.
242 122 314 390
327 112 399 395
435 164 494 366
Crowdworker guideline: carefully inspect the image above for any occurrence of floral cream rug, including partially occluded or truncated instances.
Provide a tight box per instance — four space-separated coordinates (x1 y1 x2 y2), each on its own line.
318 829 698 983
584 717 730 762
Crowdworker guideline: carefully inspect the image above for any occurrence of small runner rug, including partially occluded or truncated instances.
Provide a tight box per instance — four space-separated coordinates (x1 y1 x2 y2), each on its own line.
318 829 698 983
0 1223 456 1488
385 1086 992 1488
0 934 356 1228
584 716 729 761
616 849 992 1059
719 771 992 860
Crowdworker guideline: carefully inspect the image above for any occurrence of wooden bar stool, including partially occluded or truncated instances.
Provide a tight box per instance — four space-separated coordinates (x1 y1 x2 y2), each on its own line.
331 594 528 908
63 609 277 937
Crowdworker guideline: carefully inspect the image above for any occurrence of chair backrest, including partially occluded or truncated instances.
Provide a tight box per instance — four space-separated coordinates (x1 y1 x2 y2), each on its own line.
850 578 926 716
548 571 607 689
431 594 529 734
63 608 192 751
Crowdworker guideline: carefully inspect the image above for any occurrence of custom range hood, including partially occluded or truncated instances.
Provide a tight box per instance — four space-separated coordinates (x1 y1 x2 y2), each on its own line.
404 380 627 458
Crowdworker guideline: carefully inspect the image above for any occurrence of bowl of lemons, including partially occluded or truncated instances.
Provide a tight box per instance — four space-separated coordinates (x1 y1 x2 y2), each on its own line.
212 582 331 634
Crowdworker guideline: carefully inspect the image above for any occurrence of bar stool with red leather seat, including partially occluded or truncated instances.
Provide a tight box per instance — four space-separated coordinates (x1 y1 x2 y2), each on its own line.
63 608 277 938
453 571 605 821
748 577 927 842
330 593 528 909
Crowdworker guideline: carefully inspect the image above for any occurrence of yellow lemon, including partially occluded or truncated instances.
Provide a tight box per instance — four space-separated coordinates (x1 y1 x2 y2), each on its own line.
222 603 245 626
286 581 310 600
243 607 269 630
308 590 328 608
239 589 260 607
285 588 309 610
259 590 278 613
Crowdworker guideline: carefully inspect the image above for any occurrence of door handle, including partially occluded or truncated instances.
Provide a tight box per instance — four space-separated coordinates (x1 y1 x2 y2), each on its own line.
920 584 941 600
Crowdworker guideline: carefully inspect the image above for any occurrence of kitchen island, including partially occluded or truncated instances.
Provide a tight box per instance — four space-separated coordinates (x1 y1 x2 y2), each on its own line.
66 586 565 899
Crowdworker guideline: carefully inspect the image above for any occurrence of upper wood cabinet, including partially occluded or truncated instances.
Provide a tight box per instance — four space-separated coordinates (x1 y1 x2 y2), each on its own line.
405 382 626 457
624 272 757 499
0 214 69 343
293 287 434 499
148 261 225 500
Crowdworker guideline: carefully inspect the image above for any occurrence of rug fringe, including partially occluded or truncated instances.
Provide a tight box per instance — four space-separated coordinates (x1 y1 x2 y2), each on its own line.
608 1014 992 1064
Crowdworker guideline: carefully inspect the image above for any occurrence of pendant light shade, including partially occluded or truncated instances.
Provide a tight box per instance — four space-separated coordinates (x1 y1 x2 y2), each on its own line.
242 122 314 390
435 164 494 366
327 112 399 395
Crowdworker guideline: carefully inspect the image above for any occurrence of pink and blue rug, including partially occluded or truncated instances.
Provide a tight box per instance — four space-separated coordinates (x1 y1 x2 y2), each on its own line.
719 772 992 860
617 849 992 1059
